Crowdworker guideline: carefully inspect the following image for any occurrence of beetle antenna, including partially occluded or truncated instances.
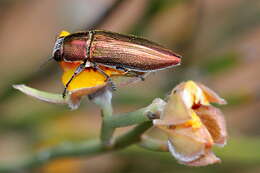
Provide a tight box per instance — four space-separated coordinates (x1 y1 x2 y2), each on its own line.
39 56 54 70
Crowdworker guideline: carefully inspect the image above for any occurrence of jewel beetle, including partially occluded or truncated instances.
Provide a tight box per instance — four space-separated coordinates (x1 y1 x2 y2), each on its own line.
51 30 182 97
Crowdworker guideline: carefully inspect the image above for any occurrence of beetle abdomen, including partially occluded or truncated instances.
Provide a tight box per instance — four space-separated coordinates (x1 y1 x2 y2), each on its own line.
90 30 181 71
63 32 89 62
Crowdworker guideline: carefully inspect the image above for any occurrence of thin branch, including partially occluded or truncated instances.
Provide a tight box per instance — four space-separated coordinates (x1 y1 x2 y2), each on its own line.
107 99 165 128
100 103 114 145
100 98 165 146
0 122 152 173
114 121 152 149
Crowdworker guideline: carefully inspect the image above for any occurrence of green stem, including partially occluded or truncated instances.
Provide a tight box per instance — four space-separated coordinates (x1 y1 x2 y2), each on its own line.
107 108 150 128
0 122 152 173
107 98 166 128
114 122 152 149
0 140 103 173
100 98 165 146
100 103 114 145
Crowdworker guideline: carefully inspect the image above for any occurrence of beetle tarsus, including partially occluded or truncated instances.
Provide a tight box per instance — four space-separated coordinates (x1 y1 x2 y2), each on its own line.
93 64 117 91
62 88 67 98
126 71 145 81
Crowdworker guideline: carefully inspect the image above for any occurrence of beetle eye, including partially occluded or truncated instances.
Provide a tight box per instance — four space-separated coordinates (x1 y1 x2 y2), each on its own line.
53 50 62 61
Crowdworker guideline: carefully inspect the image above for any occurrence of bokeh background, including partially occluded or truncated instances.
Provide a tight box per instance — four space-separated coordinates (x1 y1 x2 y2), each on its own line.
1 0 260 172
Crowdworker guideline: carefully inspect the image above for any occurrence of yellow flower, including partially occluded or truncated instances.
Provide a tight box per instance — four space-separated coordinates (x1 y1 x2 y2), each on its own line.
60 61 124 91
154 81 227 166
59 61 126 109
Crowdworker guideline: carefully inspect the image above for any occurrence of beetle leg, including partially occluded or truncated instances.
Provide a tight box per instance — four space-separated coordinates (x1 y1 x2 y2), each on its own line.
116 66 128 72
93 64 117 91
133 73 145 81
62 62 86 98
125 71 145 81
138 75 145 81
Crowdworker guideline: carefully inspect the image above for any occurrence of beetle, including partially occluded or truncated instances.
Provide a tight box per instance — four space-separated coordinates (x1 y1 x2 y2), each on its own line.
51 30 182 98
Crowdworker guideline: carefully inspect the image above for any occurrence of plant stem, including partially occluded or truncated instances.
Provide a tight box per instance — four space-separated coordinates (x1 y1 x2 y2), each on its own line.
107 98 166 128
0 122 152 173
107 108 150 128
100 98 165 146
114 121 152 149
100 103 114 145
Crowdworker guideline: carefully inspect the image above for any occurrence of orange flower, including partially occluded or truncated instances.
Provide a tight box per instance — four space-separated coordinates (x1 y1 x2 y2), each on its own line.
60 61 124 91
153 81 227 166
58 61 126 109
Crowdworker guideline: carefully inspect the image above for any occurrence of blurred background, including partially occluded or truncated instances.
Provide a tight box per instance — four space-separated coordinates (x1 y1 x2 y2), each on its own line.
0 0 260 172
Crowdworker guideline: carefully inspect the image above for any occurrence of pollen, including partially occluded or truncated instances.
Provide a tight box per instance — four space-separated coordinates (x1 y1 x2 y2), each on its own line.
59 30 71 38
183 111 202 129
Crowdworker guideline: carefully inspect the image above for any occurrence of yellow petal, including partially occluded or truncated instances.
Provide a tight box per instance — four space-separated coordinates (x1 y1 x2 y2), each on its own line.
183 111 202 129
60 62 123 91
59 30 70 38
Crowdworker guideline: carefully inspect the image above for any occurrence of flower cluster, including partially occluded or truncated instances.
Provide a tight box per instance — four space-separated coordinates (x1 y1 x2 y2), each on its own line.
153 81 227 166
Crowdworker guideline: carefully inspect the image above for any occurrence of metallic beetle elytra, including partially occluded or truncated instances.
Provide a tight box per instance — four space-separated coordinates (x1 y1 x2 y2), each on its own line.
51 30 182 97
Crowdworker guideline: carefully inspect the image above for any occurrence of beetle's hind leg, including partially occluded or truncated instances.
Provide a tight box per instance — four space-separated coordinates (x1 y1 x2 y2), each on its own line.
62 62 86 98
93 64 117 91
125 71 145 81
114 66 145 81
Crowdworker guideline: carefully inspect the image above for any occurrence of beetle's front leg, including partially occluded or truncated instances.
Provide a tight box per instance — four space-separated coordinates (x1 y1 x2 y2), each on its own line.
93 64 117 91
62 61 86 98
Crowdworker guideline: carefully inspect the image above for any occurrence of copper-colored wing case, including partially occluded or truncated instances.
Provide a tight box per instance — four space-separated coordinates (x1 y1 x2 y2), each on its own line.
90 30 181 71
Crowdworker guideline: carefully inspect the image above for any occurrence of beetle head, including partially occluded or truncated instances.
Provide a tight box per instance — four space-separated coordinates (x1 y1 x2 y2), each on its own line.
52 30 71 61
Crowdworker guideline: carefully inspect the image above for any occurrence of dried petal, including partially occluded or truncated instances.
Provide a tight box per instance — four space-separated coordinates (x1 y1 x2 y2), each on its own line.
162 126 213 163
12 84 109 110
161 91 193 125
12 84 67 104
195 106 227 147
181 151 221 166
197 83 227 105
162 81 212 125
68 84 107 110
153 81 227 166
